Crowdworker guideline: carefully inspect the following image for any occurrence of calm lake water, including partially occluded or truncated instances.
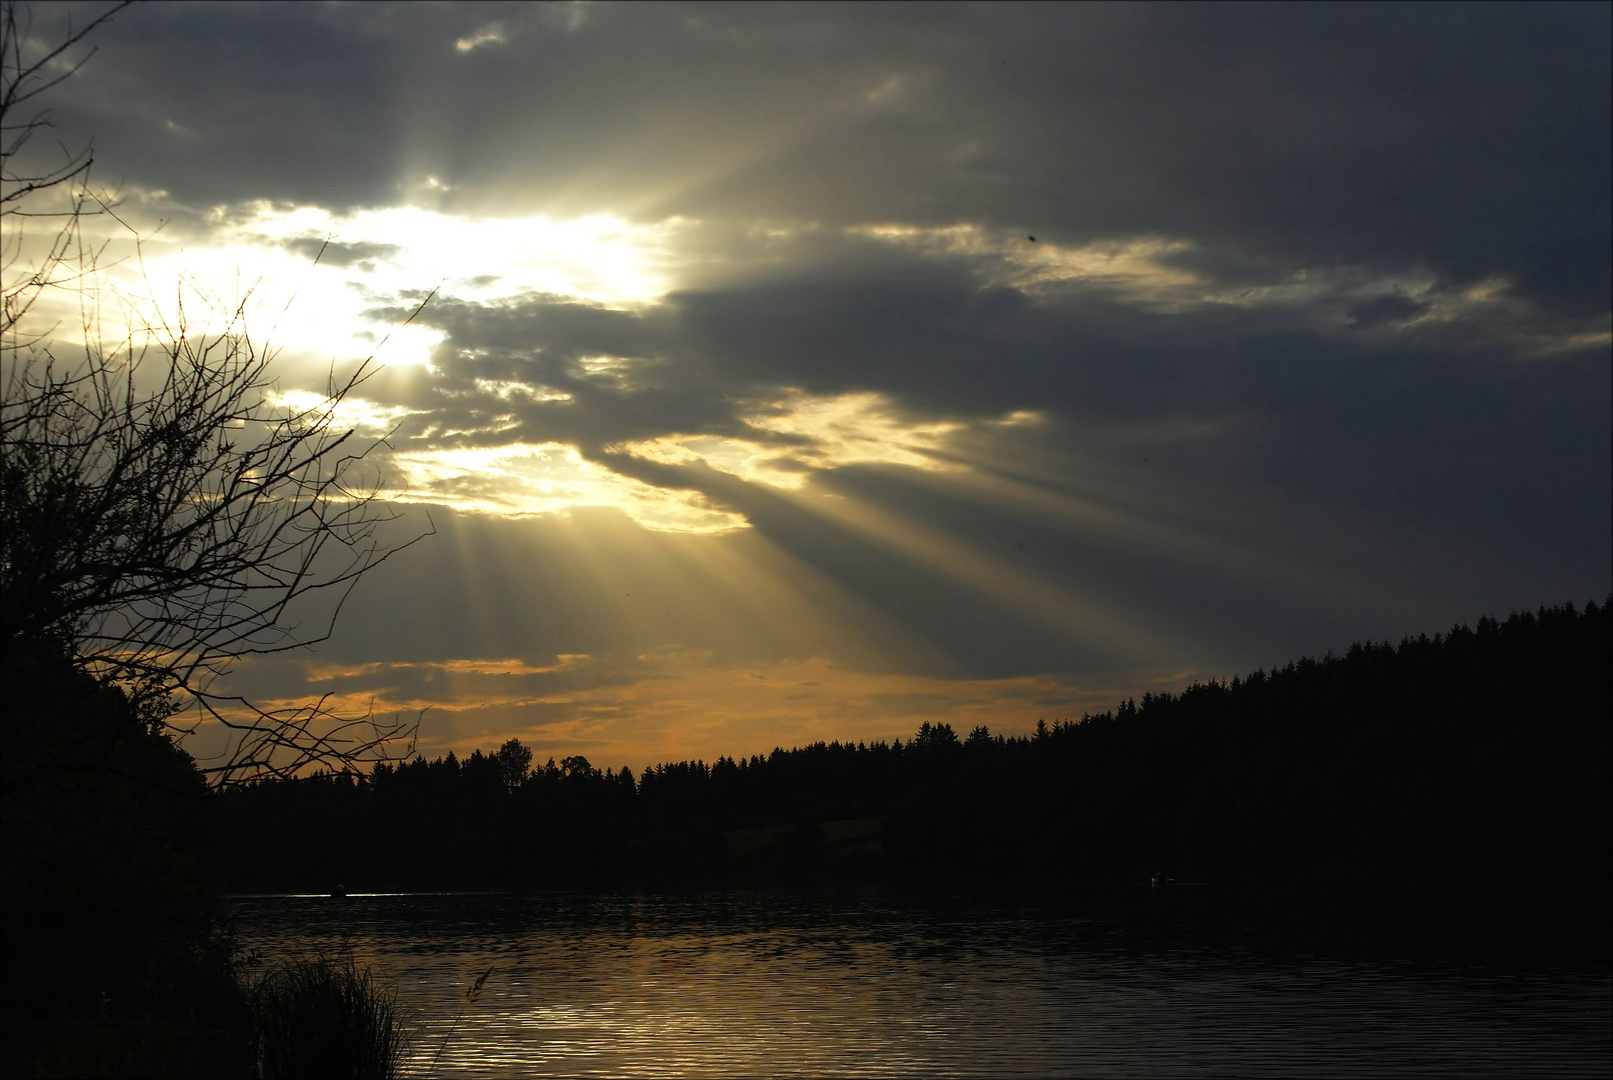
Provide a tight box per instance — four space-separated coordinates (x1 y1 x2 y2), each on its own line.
229 891 1611 1078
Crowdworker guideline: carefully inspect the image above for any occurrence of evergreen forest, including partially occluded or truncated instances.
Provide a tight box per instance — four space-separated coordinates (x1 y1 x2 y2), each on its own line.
222 599 1611 957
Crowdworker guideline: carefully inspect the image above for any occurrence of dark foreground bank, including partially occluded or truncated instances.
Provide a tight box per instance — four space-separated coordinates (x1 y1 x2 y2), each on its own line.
0 645 410 1078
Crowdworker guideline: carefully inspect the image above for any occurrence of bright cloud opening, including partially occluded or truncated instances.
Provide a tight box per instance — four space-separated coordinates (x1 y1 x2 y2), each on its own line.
28 201 686 373
626 391 969 490
388 441 747 532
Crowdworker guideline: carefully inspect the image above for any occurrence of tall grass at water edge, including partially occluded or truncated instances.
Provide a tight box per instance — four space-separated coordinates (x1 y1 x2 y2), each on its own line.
249 954 408 1079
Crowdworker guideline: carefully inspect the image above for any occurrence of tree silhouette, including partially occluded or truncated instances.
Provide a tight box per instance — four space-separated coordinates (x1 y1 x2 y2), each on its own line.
0 0 430 785
4 7 429 1064
218 599 1610 962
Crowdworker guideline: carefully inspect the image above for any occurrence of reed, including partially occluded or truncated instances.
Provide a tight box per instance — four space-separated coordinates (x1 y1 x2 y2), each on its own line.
249 954 407 1079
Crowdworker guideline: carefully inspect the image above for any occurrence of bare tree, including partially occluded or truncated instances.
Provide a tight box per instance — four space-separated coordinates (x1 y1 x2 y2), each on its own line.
2 0 127 342
1 0 431 787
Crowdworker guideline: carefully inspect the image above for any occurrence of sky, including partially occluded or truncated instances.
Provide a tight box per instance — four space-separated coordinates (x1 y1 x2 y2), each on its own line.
12 1 1611 771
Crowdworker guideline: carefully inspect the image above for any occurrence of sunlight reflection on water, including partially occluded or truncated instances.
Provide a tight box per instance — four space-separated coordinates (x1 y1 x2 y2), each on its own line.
229 892 1610 1078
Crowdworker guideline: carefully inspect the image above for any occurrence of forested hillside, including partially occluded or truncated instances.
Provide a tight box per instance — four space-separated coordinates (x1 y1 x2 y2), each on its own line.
224 599 1611 951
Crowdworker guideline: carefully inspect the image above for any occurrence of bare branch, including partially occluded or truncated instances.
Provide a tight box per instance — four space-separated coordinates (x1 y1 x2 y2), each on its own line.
2 1 431 787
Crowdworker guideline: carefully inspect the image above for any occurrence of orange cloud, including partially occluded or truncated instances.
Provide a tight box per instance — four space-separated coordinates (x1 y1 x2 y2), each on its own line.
209 652 1194 774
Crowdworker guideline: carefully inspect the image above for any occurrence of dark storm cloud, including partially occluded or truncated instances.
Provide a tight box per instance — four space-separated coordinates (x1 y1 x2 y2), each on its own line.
365 294 739 453
45 1 1611 314
280 236 401 270
374 239 1607 656
25 1 1608 707
1347 293 1428 327
393 232 1602 438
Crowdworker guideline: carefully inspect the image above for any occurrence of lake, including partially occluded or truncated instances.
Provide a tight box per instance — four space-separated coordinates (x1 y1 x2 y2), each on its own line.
229 890 1611 1078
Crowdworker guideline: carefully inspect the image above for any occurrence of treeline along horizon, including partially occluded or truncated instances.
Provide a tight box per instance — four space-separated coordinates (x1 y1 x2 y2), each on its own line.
223 599 1610 947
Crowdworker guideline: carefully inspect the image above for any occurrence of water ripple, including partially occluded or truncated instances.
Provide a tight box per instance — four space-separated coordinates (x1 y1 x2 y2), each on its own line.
230 892 1612 1078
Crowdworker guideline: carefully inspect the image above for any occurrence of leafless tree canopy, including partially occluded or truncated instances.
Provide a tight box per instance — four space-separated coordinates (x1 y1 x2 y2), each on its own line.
2 0 126 342
1 1 429 786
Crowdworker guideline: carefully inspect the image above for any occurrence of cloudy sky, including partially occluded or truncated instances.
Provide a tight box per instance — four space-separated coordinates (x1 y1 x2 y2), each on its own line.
17 1 1611 770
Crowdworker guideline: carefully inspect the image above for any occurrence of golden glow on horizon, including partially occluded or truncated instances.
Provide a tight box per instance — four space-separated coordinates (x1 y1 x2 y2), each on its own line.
204 652 1196 772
